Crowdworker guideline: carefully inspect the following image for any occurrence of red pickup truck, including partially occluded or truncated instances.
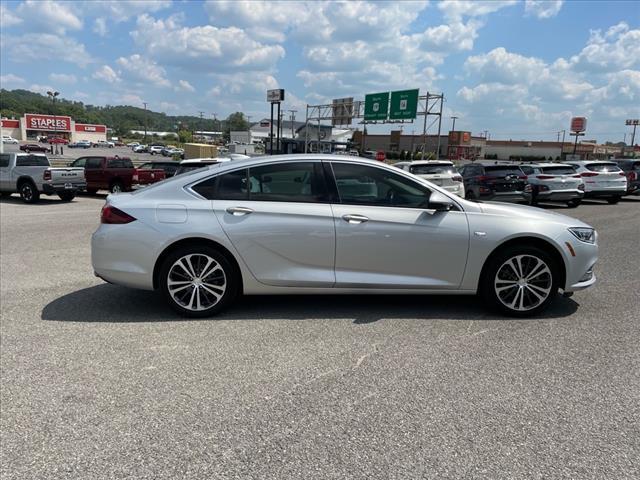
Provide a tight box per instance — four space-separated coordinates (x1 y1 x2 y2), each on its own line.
69 156 165 193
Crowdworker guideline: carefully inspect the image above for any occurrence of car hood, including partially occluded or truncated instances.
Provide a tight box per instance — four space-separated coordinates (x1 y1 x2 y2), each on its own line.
478 201 592 228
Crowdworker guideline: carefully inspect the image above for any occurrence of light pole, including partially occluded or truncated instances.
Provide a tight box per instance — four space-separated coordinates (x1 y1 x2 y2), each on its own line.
47 91 60 154
450 116 458 132
288 110 297 138
143 102 148 144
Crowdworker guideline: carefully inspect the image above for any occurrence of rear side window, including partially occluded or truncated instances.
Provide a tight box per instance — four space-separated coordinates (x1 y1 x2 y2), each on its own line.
107 158 133 168
192 169 248 200
409 164 456 175
16 155 49 167
0 154 9 168
540 166 577 175
247 162 327 203
520 166 535 175
483 166 524 176
586 163 621 172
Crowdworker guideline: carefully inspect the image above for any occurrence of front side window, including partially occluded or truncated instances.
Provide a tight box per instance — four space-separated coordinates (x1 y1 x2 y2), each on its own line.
72 158 86 168
331 162 431 208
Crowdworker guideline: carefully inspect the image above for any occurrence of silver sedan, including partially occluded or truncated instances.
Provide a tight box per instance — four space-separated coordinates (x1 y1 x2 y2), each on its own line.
92 154 598 317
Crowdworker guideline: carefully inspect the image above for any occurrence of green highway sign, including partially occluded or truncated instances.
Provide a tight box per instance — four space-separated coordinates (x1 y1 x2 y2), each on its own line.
364 92 389 121
389 89 419 120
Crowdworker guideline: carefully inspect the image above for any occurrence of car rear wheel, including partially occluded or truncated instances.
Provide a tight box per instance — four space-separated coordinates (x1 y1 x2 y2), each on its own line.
567 199 581 208
481 245 559 317
607 196 621 204
58 192 75 202
160 246 239 317
19 182 40 203
109 181 124 194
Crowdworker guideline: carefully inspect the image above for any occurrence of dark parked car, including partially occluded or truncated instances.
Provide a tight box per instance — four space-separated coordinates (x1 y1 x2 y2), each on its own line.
138 161 180 178
19 143 49 153
459 162 531 203
613 159 640 195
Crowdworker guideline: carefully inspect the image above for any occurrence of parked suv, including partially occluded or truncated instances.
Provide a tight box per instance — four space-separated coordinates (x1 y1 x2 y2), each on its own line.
459 162 530 203
565 160 627 204
2 135 18 144
394 160 465 197
519 163 584 207
0 153 85 203
613 159 640 195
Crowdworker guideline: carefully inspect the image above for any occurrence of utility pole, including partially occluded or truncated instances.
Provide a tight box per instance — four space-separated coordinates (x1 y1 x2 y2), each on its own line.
626 119 639 147
288 110 297 138
483 130 488 139
47 91 60 154
450 116 458 132
143 102 148 143
198 111 204 141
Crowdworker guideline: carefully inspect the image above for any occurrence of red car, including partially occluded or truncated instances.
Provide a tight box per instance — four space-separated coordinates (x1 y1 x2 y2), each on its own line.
19 143 49 152
48 137 69 144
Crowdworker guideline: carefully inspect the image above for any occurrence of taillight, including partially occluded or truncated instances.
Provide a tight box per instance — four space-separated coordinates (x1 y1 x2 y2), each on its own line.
629 172 638 181
536 175 555 180
452 175 463 182
519 175 528 180
618 172 626 176
43 170 52 181
477 175 489 182
572 174 581 178
101 205 136 224
133 170 139 182
581 172 598 177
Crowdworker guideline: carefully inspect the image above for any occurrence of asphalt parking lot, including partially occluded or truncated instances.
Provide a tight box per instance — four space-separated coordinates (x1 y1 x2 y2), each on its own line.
1 194 639 479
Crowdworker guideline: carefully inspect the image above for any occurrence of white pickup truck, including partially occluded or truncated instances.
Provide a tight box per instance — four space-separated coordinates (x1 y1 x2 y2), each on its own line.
0 152 86 203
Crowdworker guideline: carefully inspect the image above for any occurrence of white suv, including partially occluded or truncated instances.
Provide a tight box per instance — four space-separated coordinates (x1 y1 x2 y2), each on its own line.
565 160 627 204
2 135 19 144
519 163 585 207
394 160 465 198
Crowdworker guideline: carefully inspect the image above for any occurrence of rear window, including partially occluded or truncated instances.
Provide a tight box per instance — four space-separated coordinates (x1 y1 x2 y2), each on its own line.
107 158 134 168
483 166 523 176
175 163 218 175
410 164 455 175
586 163 621 173
540 166 576 175
16 155 49 167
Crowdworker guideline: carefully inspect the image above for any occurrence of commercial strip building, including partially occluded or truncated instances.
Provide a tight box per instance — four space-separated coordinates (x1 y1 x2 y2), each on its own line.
1 113 107 143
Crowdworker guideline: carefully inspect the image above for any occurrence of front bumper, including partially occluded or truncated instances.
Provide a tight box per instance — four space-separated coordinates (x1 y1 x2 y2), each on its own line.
555 231 599 293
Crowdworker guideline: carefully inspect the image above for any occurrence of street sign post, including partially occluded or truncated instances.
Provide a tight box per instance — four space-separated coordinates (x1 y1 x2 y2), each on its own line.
364 92 389 121
389 89 419 120
332 97 354 126
267 89 285 154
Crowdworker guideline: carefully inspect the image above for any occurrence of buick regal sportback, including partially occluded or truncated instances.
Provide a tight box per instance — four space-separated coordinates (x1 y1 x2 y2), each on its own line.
92 155 598 317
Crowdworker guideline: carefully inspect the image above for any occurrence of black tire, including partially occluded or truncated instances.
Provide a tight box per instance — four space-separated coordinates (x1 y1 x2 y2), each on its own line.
567 199 581 208
0 192 11 198
58 191 75 202
480 244 560 317
159 245 239 317
19 182 40 204
465 190 475 200
109 181 124 194
86 188 98 195
25 148 30 153
607 196 621 204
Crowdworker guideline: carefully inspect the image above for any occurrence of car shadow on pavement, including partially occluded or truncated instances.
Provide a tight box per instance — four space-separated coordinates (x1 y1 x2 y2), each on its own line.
41 284 579 324
0 195 68 206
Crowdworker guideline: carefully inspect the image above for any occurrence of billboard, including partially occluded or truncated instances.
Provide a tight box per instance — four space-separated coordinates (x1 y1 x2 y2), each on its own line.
25 114 72 131
332 97 353 126
389 89 419 120
266 89 285 102
570 117 587 133
364 92 389 121
448 131 471 145
75 123 106 133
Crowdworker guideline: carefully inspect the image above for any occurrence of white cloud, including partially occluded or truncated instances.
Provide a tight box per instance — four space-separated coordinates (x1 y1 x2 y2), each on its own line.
420 20 481 52
120 93 144 105
49 73 77 85
524 1 563 19
116 54 170 87
28 84 56 95
3 34 92 67
131 14 285 72
176 80 195 92
0 74 25 88
93 18 108 36
92 65 120 84
0 4 22 28
83 0 172 22
464 47 547 84
16 0 82 34
438 0 517 20
570 22 640 71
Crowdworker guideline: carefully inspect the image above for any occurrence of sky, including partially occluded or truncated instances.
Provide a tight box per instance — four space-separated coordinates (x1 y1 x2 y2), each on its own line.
0 0 639 143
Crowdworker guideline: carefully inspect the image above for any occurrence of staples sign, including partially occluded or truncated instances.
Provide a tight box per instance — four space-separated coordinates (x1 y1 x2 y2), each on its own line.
25 114 71 132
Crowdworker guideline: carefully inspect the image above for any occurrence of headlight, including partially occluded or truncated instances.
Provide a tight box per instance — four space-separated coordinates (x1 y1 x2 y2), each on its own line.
568 227 596 244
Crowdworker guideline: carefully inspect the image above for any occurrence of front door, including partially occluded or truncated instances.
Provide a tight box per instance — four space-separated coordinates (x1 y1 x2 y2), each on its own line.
195 161 336 287
328 161 470 289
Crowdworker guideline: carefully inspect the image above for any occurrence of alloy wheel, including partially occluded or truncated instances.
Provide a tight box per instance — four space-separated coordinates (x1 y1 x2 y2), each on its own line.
21 184 33 201
494 254 552 312
167 254 227 312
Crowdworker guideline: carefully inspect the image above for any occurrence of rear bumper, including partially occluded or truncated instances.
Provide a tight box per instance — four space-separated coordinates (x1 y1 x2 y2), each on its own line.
584 189 626 198
535 190 584 201
42 182 86 194
480 192 530 203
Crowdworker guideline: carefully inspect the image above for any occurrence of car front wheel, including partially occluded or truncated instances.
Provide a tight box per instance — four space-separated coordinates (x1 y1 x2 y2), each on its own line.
159 246 239 317
481 245 559 317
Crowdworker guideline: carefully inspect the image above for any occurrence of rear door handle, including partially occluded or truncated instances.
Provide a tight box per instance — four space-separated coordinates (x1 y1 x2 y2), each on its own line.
342 214 369 224
226 206 254 216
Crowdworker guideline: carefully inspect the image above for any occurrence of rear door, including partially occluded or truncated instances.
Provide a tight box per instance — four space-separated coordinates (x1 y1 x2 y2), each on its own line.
197 160 336 287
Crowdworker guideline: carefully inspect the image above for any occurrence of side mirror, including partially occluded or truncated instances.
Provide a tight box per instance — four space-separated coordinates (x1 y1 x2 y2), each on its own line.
429 191 454 212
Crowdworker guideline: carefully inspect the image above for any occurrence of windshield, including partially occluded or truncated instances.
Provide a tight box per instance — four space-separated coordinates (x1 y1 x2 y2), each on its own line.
586 163 621 173
410 164 455 175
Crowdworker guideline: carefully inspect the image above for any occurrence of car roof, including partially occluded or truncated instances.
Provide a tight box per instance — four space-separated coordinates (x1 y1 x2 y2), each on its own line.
179 157 227 164
476 162 522 167
565 160 616 164
406 160 454 165
520 163 573 168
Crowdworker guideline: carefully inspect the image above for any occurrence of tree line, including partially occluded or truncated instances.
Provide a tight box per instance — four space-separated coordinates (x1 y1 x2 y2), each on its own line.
0 89 250 139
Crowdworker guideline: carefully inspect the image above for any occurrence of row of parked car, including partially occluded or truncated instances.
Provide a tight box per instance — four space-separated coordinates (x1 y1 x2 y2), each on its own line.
393 158 639 207
126 142 185 158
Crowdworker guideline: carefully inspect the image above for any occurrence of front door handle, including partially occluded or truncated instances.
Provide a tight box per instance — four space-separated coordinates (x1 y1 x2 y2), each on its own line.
226 206 254 216
342 214 369 224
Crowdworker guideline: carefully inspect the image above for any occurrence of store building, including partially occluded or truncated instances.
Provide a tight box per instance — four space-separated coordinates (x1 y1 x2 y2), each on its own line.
1 113 107 143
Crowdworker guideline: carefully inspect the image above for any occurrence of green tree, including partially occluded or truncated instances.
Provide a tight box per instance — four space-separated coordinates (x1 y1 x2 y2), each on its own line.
178 130 193 144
